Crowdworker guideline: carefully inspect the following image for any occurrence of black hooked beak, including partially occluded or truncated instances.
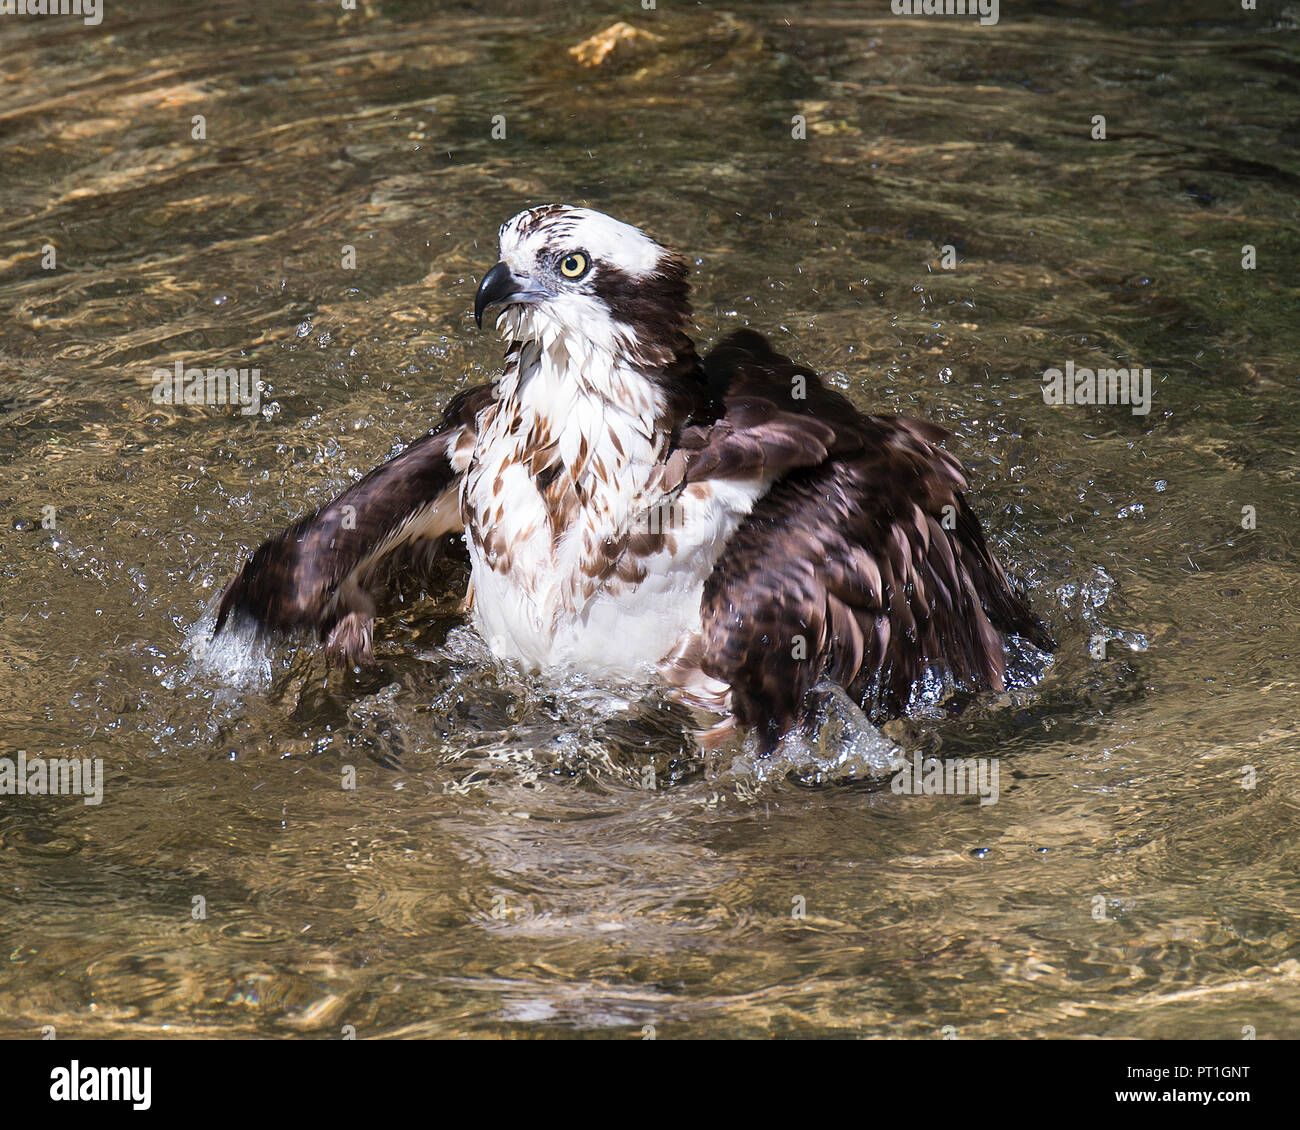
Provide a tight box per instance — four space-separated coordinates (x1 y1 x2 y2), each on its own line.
474 261 522 328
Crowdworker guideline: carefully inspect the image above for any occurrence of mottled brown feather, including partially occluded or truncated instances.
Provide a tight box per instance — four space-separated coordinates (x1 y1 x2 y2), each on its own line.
673 330 1052 752
213 385 493 664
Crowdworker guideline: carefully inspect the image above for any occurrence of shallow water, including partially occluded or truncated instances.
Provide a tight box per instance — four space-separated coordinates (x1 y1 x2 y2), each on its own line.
1 0 1298 1038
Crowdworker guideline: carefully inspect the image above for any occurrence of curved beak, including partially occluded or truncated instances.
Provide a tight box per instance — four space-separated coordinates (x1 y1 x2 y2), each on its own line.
474 261 522 328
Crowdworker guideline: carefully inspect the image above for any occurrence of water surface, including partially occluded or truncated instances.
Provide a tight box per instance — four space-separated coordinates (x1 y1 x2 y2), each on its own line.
1 0 1298 1038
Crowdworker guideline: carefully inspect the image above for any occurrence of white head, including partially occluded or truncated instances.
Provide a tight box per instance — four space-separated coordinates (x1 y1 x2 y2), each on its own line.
474 205 694 370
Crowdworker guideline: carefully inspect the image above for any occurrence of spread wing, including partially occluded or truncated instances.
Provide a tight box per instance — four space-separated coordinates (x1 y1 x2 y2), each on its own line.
664 330 1051 752
214 385 492 666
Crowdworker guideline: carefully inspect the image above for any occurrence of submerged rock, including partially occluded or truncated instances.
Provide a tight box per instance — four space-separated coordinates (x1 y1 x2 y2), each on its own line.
568 22 665 69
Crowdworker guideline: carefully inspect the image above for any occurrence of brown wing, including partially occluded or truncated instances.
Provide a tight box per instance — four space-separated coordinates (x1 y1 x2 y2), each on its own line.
671 330 1051 752
213 385 493 665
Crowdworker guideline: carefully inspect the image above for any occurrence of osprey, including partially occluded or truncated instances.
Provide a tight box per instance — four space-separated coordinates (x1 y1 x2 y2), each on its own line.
215 205 1051 751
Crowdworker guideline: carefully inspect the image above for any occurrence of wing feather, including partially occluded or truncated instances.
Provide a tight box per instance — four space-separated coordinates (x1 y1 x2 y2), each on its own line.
667 330 1051 751
214 385 492 664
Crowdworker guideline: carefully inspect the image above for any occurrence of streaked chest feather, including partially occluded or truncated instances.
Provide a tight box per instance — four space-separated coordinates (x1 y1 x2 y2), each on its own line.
459 348 761 674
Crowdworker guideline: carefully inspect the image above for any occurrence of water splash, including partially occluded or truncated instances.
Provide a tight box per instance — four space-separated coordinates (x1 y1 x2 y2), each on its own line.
728 681 907 786
178 595 276 697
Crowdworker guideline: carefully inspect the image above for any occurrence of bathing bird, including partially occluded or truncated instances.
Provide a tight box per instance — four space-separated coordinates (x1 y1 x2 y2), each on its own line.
215 204 1050 750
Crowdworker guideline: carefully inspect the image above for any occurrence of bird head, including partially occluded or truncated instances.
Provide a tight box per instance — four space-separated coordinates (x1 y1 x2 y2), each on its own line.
474 205 693 369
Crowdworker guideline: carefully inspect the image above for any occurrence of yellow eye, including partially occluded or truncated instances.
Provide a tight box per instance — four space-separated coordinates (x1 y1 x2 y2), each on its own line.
559 252 588 279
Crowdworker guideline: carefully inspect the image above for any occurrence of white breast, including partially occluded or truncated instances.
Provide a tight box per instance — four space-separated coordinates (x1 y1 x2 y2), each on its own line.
467 477 765 677
558 478 768 674
461 347 766 678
